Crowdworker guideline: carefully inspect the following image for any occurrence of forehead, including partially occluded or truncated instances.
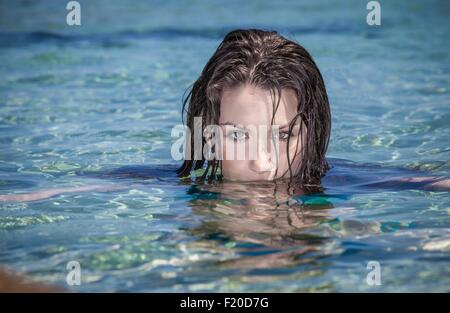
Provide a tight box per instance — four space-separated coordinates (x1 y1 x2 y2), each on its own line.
219 84 298 126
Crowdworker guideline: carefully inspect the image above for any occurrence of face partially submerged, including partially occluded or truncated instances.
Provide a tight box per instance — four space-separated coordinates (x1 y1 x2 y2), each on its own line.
218 84 306 181
178 29 331 186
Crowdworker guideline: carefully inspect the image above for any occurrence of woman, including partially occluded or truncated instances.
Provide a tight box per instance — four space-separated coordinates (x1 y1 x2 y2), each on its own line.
0 29 448 202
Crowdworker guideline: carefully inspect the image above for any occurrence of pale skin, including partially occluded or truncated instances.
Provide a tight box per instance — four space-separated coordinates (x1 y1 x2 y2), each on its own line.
0 83 449 202
218 84 305 181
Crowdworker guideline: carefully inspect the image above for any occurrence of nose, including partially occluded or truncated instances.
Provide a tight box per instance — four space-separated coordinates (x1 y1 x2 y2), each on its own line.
249 149 274 173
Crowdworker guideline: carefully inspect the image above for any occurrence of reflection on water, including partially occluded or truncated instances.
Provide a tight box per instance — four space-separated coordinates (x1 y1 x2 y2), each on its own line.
0 160 449 292
186 181 332 272
188 181 330 245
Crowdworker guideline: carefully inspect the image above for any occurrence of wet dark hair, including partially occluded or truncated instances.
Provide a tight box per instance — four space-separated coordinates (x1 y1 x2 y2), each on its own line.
177 28 331 188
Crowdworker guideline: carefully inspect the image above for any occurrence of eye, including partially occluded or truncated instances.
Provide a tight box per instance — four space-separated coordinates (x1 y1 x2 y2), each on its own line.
279 132 290 140
273 131 291 141
228 130 248 142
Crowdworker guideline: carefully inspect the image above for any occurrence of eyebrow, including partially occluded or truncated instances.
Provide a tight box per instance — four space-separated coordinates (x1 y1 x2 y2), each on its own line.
219 122 246 130
279 123 301 130
219 121 300 130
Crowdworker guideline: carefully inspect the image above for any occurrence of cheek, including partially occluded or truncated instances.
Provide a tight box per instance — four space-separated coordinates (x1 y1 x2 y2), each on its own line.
221 159 251 180
220 135 249 162
220 140 250 178
276 136 304 176
288 137 302 159
288 136 305 171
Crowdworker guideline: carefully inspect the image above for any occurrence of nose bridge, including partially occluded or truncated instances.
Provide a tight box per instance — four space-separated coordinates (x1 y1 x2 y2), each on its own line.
255 125 271 152
250 126 273 172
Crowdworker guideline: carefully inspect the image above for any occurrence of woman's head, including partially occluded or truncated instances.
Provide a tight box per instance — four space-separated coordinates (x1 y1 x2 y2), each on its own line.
178 28 331 187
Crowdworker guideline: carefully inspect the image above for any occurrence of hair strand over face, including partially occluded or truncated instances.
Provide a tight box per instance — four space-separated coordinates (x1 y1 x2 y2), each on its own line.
177 28 331 190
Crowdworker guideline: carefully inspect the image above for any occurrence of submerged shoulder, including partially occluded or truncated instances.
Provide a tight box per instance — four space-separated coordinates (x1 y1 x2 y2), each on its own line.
77 163 179 180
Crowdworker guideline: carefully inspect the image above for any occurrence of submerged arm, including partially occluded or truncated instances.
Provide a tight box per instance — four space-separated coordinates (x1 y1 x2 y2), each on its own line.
401 176 450 191
0 183 140 202
372 175 450 192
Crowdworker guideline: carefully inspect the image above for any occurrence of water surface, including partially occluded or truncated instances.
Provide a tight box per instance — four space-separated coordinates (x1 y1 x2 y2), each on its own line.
0 0 449 292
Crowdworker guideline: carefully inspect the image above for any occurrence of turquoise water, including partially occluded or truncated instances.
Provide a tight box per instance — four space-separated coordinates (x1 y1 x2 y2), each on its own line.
0 0 449 292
